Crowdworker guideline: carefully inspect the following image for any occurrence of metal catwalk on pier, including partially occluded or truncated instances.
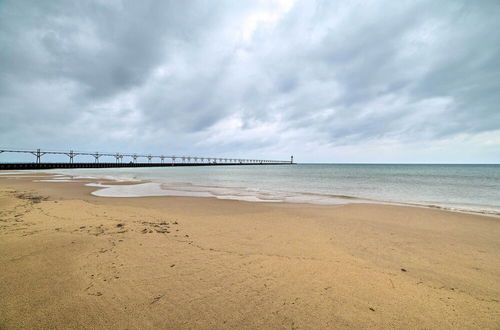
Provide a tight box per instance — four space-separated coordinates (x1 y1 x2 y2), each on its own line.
0 148 294 170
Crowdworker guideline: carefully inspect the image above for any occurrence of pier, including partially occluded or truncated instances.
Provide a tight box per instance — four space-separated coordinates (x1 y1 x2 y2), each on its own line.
0 148 294 170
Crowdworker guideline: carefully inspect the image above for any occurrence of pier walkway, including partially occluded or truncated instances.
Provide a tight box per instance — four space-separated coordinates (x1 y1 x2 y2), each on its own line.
0 148 293 170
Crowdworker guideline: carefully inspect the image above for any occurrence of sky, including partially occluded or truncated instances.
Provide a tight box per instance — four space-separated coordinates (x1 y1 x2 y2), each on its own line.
1 0 499 163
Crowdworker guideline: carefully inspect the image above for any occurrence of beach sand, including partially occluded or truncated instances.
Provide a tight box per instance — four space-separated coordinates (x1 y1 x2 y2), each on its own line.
0 173 499 329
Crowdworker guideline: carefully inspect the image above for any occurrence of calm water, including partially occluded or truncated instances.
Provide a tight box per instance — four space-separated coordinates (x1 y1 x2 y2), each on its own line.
47 164 500 215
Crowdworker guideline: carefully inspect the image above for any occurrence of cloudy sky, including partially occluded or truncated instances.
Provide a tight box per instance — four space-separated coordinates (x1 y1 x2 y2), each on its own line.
1 0 499 163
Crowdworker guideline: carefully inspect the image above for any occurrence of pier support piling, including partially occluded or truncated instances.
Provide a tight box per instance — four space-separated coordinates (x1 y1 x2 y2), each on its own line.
92 152 101 163
64 150 75 163
30 149 46 164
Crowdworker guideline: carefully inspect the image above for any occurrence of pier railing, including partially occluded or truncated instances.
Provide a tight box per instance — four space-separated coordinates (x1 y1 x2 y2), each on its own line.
0 148 294 170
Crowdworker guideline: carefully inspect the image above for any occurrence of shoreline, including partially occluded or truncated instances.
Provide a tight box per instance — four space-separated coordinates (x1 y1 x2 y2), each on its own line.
1 173 499 329
86 181 500 219
3 170 500 219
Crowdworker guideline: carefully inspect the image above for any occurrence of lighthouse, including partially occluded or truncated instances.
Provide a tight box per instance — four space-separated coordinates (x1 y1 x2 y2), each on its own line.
291 155 294 164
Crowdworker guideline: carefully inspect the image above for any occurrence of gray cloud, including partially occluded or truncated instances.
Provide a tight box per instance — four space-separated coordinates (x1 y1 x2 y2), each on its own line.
1 0 499 162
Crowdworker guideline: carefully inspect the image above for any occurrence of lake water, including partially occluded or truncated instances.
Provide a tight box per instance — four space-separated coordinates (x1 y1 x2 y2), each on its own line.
46 164 500 216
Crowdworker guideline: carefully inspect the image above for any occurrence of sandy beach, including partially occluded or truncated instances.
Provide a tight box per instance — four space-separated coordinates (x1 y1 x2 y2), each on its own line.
0 173 499 329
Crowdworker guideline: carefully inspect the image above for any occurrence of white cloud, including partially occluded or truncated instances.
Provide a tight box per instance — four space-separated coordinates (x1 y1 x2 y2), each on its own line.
0 0 499 162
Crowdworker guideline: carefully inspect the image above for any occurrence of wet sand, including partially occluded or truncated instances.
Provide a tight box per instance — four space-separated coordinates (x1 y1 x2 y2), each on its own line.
0 173 499 329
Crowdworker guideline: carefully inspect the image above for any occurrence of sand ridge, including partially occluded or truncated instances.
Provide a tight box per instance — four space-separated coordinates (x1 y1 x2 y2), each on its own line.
0 174 499 329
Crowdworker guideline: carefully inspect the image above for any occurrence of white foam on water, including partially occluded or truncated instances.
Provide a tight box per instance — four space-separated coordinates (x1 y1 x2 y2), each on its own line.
35 179 78 183
33 176 79 183
89 182 213 198
86 180 371 206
